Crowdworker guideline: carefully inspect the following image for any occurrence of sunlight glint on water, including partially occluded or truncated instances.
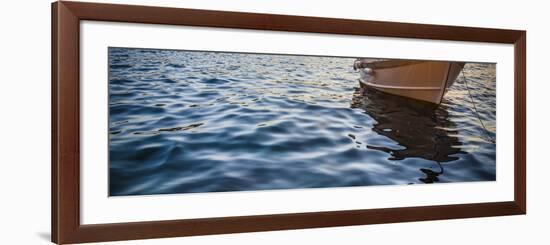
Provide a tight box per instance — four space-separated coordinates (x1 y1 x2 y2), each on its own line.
108 48 496 196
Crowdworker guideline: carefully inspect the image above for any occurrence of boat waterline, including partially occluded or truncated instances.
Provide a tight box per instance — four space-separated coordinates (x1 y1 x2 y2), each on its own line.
355 60 465 104
358 79 442 90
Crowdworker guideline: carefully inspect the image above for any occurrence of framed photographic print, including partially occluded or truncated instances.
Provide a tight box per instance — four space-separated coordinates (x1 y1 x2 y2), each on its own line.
51 1 526 244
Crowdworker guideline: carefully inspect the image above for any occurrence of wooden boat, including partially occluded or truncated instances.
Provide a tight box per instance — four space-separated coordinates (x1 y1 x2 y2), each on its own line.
353 59 465 104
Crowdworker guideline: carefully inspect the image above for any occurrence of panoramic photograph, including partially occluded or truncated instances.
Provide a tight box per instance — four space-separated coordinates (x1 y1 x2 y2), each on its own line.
108 47 496 196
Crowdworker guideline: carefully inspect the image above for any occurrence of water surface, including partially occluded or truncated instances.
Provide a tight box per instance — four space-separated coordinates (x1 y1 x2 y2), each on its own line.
108 47 496 196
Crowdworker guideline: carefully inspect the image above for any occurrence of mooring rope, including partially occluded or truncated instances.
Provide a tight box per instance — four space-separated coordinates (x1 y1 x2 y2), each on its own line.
461 70 496 144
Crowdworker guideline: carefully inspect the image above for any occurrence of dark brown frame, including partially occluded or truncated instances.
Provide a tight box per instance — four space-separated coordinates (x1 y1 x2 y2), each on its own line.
52 1 526 244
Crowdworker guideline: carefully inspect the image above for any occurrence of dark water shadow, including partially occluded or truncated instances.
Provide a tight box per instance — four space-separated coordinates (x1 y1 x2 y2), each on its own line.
351 88 465 183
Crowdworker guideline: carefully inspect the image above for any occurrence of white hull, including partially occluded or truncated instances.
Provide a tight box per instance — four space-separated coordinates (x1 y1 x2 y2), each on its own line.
355 60 465 104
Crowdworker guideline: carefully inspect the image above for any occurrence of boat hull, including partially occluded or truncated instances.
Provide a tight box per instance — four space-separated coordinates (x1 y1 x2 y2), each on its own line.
357 60 465 104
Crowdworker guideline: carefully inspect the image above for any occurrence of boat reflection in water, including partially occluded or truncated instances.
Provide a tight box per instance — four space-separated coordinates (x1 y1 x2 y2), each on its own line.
350 87 465 184
108 48 495 195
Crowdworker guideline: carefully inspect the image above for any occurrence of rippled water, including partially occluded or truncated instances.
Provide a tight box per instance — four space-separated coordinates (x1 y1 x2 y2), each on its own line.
108 47 496 196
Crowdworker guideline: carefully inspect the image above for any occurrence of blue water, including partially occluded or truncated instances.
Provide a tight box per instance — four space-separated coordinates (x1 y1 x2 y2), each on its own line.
108 47 496 196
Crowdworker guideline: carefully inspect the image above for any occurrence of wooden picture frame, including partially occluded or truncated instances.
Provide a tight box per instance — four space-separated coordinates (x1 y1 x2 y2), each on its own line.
52 1 526 244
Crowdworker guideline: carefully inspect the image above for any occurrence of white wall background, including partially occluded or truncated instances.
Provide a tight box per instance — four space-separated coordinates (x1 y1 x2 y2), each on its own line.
0 0 546 244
